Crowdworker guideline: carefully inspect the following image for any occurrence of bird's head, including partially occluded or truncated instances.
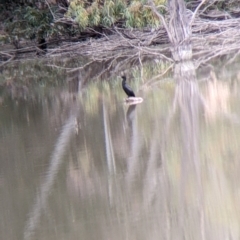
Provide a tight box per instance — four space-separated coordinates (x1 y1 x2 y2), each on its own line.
121 75 126 82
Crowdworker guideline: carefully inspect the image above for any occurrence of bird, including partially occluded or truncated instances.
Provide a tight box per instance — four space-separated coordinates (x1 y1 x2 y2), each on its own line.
121 75 135 98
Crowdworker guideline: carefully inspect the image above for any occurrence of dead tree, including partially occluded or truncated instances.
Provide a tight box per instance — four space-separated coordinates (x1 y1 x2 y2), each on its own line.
149 0 193 61
168 0 192 61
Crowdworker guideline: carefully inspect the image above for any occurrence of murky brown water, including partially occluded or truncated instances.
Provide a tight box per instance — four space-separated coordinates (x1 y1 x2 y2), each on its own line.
1 60 240 240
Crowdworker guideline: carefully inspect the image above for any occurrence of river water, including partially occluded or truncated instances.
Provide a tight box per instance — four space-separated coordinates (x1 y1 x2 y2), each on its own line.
1 59 240 240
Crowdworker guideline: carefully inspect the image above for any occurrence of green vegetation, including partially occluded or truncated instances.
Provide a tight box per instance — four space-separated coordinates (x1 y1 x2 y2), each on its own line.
0 1 72 47
4 6 54 44
0 0 166 47
67 0 166 29
1 0 239 47
1 0 240 46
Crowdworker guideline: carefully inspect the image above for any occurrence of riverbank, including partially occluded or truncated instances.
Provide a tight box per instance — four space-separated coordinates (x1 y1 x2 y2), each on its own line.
1 13 240 92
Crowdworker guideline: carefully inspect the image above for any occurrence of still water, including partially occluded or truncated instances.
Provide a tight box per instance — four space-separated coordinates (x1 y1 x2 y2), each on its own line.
1 60 240 240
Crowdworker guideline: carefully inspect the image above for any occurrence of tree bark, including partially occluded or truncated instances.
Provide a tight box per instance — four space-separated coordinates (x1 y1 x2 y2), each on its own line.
168 0 192 61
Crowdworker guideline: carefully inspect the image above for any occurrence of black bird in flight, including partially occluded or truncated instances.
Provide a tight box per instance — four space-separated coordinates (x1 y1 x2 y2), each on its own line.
121 75 135 97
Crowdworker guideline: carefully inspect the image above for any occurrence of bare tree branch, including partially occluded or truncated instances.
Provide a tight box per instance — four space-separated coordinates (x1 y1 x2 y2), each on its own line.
190 0 207 26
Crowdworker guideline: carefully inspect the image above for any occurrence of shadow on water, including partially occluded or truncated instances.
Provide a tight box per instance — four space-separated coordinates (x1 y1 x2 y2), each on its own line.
1 54 240 240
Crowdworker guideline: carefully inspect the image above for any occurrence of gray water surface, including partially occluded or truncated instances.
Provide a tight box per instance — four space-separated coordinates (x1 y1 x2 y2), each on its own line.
1 61 240 240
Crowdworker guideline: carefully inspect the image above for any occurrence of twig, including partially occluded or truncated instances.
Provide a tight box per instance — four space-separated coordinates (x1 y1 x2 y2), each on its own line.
45 0 55 20
138 51 143 79
0 52 15 67
190 0 207 26
147 0 170 38
140 63 174 90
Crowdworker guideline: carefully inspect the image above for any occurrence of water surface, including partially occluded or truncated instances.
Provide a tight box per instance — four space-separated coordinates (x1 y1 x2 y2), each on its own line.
1 60 240 240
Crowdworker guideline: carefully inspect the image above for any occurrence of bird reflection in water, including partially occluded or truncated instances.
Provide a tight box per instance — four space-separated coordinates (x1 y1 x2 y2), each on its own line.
126 104 137 129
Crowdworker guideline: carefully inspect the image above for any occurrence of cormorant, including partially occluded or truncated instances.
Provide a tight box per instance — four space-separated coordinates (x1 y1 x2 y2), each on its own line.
122 75 135 97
